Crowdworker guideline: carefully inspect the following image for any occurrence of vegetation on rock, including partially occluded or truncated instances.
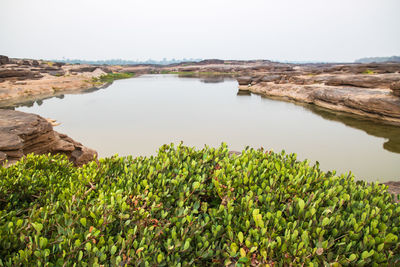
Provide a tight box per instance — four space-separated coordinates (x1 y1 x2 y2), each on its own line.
0 143 399 266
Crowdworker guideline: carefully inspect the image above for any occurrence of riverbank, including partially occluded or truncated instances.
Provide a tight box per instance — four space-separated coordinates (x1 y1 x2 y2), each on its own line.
1 56 400 126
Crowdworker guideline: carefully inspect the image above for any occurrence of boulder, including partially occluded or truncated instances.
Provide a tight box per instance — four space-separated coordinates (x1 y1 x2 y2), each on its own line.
0 109 97 166
237 76 253 85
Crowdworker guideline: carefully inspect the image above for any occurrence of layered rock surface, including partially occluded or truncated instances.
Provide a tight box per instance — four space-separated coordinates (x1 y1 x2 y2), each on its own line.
0 109 97 166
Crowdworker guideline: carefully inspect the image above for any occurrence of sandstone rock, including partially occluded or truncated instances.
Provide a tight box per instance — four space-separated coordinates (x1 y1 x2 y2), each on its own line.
261 75 281 82
53 62 65 67
384 181 400 202
100 66 113 73
325 75 393 88
49 70 65 76
70 65 98 73
0 151 6 164
0 55 9 65
198 59 225 65
0 69 33 78
0 109 97 166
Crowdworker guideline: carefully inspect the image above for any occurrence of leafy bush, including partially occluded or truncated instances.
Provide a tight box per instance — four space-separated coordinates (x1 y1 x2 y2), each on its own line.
0 144 399 266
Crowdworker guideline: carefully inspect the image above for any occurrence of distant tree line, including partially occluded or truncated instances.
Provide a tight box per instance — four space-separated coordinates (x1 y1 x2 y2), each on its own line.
51 58 203 65
355 56 400 63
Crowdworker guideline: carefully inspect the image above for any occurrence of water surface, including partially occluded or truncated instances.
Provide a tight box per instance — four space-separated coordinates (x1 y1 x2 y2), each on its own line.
14 75 400 182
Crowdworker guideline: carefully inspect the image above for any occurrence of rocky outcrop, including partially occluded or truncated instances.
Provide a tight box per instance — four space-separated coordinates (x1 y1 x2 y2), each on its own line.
0 55 9 65
324 74 400 89
0 109 97 166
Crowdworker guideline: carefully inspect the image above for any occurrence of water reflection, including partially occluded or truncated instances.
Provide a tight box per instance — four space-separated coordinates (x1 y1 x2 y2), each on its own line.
306 105 400 154
257 94 400 154
0 84 108 109
237 89 251 96
178 75 232 84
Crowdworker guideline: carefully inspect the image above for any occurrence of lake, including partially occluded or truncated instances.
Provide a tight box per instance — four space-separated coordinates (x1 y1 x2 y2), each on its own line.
12 74 400 182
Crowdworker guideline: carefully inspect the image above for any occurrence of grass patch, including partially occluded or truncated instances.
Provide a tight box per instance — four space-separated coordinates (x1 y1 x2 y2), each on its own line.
92 72 135 84
0 143 399 266
362 69 375 75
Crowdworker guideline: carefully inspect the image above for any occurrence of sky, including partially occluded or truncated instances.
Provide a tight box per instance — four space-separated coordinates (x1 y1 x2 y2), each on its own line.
1 0 399 62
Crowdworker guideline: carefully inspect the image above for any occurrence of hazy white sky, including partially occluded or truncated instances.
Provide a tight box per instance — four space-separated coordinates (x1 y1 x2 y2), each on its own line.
1 0 399 62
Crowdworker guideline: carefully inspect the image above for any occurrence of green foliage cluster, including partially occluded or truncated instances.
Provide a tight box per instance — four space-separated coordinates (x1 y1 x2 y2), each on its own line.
0 144 399 266
92 72 135 84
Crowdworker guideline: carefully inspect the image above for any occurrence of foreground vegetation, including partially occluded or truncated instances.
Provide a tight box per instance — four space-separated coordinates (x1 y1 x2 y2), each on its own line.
92 72 135 84
0 144 399 266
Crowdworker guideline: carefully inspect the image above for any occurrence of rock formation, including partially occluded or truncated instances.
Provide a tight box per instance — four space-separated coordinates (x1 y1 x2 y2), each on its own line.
0 109 97 166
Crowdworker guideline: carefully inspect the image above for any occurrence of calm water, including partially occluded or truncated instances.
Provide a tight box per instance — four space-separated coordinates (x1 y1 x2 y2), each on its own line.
13 75 400 182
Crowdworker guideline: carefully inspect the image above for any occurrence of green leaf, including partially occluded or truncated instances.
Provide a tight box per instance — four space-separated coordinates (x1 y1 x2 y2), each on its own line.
322 218 329 227
157 253 164 263
298 198 305 212
78 251 83 261
80 218 87 227
238 257 249 263
230 243 238 254
238 232 244 243
32 223 43 233
384 233 398 243
110 245 117 255
85 242 91 252
39 237 48 249
348 254 357 261
184 240 190 250
193 181 200 190
240 248 246 258
361 251 369 260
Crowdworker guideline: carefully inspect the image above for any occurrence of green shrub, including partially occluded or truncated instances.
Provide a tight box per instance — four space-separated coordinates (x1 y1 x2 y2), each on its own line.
0 144 399 266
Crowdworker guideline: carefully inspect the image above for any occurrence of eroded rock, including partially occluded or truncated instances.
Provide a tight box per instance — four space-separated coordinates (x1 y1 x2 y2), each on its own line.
0 109 97 166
